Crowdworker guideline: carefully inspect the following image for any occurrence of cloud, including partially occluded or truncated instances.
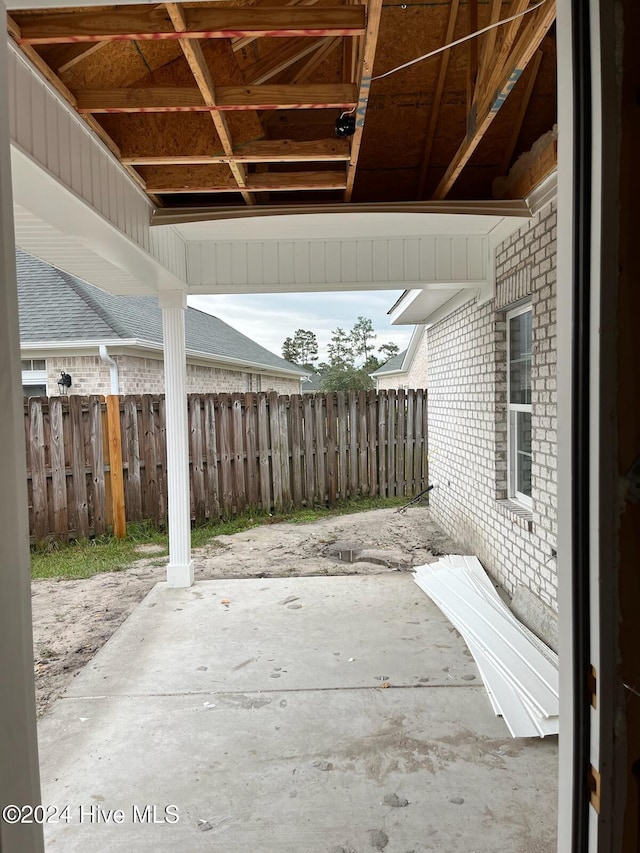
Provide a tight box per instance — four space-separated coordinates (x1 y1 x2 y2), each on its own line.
187 291 412 360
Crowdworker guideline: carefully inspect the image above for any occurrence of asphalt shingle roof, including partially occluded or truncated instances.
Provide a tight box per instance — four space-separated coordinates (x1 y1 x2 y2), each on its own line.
370 349 407 375
17 250 306 376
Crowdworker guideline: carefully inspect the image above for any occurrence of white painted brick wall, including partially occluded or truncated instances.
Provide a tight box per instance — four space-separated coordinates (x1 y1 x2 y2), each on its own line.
427 201 558 611
46 353 301 396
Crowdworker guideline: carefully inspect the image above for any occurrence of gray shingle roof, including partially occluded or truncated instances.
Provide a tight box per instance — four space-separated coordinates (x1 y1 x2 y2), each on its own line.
370 349 407 375
17 250 306 376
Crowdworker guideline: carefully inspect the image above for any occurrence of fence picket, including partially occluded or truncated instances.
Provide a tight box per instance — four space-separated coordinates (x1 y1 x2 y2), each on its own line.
315 394 326 504
232 394 246 512
358 390 368 496
141 394 159 524
337 392 348 501
377 391 387 497
268 392 283 511
70 395 89 538
89 395 106 535
290 394 303 508
303 394 315 507
279 397 292 510
217 395 234 517
387 390 396 496
190 396 206 524
49 397 69 541
367 390 378 497
29 398 48 542
326 393 337 505
204 396 221 519
244 393 259 509
257 393 272 511
406 390 415 494
414 390 424 490
348 391 358 497
397 389 406 497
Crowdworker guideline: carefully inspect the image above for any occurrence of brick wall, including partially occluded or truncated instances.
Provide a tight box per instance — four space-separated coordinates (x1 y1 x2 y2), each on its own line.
375 327 428 390
46 353 302 396
427 200 558 611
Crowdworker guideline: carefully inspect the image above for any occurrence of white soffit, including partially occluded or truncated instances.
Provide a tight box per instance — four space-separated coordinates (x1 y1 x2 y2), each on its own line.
11 146 185 295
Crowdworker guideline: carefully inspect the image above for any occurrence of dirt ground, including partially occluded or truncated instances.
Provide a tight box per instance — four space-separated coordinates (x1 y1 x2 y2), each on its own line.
31 507 459 716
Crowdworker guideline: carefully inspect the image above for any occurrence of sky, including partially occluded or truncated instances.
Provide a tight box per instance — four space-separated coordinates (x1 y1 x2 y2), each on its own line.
187 290 412 366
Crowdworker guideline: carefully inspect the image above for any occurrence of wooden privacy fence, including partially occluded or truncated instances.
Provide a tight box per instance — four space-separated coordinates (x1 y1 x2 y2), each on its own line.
24 390 428 544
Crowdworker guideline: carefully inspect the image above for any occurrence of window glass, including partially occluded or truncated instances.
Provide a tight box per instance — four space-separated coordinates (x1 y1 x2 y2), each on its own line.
32 359 46 371
509 310 532 405
22 384 47 397
21 359 31 371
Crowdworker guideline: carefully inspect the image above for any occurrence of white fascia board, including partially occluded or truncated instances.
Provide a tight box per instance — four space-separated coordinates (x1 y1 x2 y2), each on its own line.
21 339 138 352
526 170 557 215
375 323 425 375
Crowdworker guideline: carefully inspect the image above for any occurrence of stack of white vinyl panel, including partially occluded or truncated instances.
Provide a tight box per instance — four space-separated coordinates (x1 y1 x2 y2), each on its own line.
414 556 559 738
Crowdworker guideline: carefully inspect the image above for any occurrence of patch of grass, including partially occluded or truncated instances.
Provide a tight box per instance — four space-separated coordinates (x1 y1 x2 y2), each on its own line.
31 496 412 580
31 522 168 581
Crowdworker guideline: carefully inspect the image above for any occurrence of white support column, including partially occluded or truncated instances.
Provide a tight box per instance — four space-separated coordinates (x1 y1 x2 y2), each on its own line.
160 290 194 587
0 9 44 852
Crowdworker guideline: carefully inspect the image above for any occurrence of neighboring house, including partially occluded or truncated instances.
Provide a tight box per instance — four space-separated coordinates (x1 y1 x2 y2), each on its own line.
388 187 558 647
17 251 307 397
300 372 323 393
370 325 428 390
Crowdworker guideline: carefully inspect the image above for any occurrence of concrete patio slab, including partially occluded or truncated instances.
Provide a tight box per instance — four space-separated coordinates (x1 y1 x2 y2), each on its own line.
38 575 558 852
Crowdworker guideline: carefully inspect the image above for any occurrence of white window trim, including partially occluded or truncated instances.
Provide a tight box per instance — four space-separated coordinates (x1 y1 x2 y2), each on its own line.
506 302 533 510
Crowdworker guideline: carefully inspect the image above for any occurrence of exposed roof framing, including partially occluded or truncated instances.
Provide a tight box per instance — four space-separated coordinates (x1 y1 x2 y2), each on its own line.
8 0 557 210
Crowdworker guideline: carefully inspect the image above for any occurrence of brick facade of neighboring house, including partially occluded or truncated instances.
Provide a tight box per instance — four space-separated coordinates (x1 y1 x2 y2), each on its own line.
44 354 302 397
17 251 307 397
371 326 428 390
427 200 557 617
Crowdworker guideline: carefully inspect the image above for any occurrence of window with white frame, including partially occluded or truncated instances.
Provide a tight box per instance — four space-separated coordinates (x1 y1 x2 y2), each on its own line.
21 358 47 397
507 304 532 508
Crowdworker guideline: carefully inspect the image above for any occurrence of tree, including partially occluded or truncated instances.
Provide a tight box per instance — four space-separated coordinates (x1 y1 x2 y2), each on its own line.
350 316 376 364
378 342 400 364
281 329 319 370
327 327 354 367
319 364 374 392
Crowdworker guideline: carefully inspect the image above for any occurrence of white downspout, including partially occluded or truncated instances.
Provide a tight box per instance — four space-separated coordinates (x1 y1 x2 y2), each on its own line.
99 345 119 394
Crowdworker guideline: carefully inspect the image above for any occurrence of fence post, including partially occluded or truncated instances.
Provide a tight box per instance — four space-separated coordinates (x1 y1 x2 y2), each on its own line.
106 395 126 538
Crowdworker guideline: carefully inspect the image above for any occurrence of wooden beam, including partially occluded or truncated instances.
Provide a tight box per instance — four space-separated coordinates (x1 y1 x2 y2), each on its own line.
244 37 327 84
417 0 460 199
500 49 543 174
344 0 384 202
484 0 532 94
431 0 556 200
165 3 254 205
75 84 358 112
122 139 351 165
146 170 347 193
17 7 366 45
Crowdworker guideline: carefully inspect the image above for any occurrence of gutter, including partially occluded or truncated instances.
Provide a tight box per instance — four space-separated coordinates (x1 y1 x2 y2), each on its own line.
99 345 119 394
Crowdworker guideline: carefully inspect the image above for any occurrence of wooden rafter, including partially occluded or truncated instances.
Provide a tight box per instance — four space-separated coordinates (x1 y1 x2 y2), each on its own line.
43 42 107 73
146 171 347 193
165 3 253 205
16 7 365 45
291 36 340 83
122 139 351 165
477 0 505 92
344 0 384 202
431 0 556 200
417 0 460 199
74 84 358 113
500 49 543 174
244 38 328 85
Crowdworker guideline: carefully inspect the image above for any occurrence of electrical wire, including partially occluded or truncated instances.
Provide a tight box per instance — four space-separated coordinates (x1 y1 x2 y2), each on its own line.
371 0 549 81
